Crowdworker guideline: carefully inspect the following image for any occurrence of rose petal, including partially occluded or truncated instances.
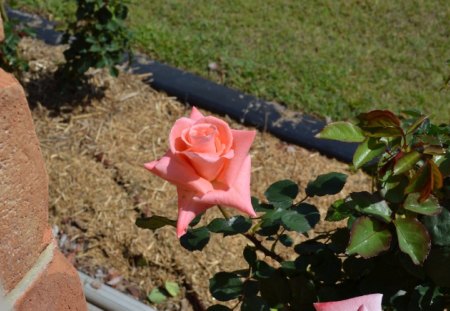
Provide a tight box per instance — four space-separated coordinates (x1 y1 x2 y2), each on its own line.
169 117 195 153
193 156 256 217
190 106 204 121
313 294 383 311
187 123 218 153
144 151 213 194
194 116 233 155
184 151 232 181
176 188 212 237
217 129 256 187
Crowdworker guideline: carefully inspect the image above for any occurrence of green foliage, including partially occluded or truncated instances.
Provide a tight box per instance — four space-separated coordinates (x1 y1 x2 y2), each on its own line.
346 216 392 258
147 281 181 304
305 172 347 197
0 18 31 76
180 227 210 251
135 215 176 230
207 216 252 236
58 0 132 85
147 288 166 304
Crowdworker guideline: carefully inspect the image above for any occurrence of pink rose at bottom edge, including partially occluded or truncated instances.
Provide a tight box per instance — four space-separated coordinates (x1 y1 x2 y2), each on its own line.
144 107 257 238
313 294 383 311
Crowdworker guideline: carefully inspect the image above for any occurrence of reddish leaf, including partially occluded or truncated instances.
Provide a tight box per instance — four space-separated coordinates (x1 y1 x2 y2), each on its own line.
405 160 442 202
430 160 443 190
358 110 401 127
357 110 403 137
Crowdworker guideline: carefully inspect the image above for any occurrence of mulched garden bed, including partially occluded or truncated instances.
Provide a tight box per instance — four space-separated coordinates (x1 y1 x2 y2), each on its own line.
20 37 370 310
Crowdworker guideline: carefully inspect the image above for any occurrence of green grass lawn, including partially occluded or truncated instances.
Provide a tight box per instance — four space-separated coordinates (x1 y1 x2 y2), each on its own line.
10 0 450 122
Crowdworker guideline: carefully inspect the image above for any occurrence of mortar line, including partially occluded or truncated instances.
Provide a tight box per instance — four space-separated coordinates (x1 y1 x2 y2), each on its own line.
4 242 55 306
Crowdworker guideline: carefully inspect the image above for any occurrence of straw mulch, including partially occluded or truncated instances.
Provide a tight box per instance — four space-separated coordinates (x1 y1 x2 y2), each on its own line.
20 38 370 310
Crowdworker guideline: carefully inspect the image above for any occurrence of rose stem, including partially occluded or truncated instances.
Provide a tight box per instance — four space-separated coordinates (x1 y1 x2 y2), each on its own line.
217 205 283 263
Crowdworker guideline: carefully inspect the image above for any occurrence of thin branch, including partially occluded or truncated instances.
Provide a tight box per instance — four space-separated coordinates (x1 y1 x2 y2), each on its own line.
217 205 283 263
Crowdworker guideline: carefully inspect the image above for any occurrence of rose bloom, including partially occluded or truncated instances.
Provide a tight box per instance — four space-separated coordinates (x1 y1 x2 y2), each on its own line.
314 294 383 311
145 107 257 237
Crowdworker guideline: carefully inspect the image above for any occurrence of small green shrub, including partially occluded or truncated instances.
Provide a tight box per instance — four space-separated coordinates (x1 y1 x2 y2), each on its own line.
0 18 30 76
59 0 132 84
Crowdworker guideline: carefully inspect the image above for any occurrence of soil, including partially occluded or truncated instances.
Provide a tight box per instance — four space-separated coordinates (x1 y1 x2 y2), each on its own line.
19 38 370 310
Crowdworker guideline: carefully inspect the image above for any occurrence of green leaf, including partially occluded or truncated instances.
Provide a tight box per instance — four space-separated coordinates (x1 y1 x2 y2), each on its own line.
310 249 342 284
147 288 167 304
325 199 353 221
254 261 276 279
252 197 274 213
189 212 204 227
380 174 408 204
435 154 450 176
294 241 327 255
281 203 320 232
343 256 374 280
241 296 270 311
259 270 291 307
164 281 180 297
279 234 293 247
280 261 297 275
424 247 450 287
346 216 392 258
180 227 210 251
326 199 354 221
243 246 257 268
404 193 442 216
408 284 445 311
264 180 298 208
281 211 311 233
394 218 431 265
328 228 350 253
288 276 317 310
316 121 366 142
393 151 421 175
353 138 385 169
260 208 284 228
208 216 252 236
347 192 392 223
206 305 232 311
243 280 260 297
406 115 428 134
135 216 176 230
422 206 450 246
209 272 243 301
306 172 347 197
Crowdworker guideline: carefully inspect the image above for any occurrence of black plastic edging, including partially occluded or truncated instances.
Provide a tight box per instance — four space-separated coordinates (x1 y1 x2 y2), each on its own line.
8 9 357 163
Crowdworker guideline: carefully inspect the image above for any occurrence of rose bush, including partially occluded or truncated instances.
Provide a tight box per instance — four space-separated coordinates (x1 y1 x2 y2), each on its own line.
145 107 256 237
138 109 449 310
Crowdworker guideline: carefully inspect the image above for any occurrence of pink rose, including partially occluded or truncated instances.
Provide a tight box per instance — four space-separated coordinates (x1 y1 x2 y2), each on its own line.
145 107 257 237
314 294 383 311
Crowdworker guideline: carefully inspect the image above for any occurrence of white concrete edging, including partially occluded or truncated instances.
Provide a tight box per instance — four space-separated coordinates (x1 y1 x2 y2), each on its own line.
78 272 156 311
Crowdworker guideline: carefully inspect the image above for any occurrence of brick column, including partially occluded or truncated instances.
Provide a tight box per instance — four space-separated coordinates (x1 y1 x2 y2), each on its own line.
0 58 87 310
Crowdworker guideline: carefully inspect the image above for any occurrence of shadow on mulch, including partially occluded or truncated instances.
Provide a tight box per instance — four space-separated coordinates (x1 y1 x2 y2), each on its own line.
24 71 106 116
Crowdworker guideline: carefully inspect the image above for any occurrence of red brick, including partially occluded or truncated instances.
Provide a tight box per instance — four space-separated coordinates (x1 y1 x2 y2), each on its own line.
0 69 50 292
14 249 87 311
